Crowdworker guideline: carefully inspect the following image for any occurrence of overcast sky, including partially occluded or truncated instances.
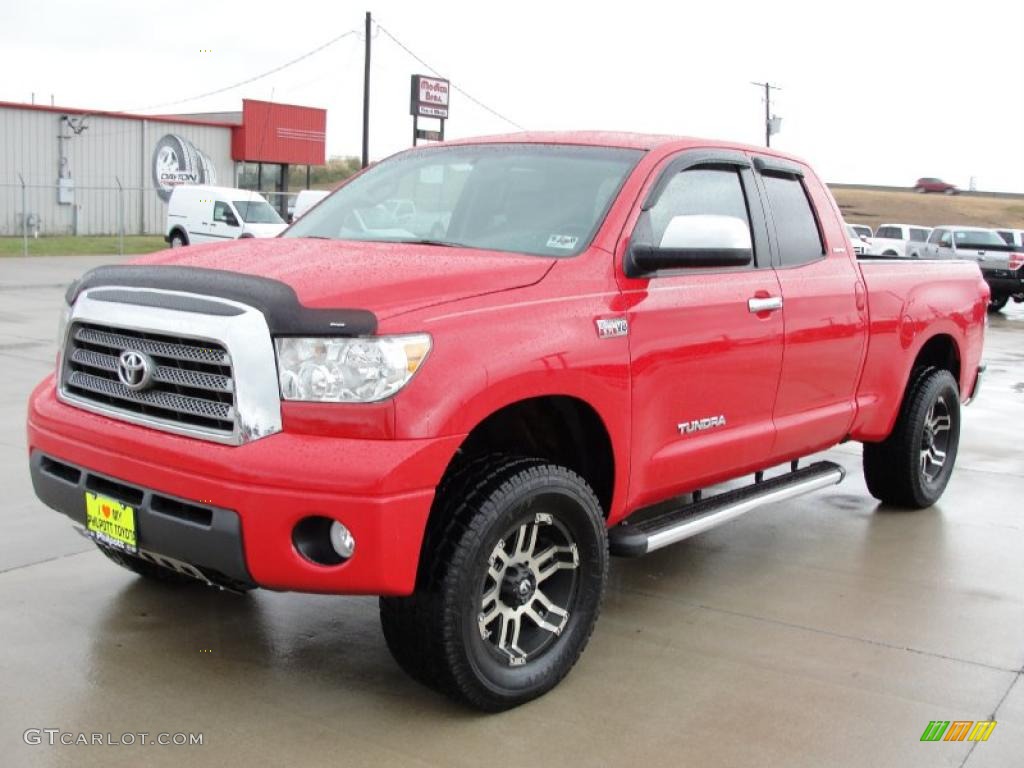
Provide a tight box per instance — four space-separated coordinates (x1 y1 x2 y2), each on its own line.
2 0 1022 191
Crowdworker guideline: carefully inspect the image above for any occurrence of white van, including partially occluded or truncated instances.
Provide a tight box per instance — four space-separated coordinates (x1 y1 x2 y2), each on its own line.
292 189 330 221
165 185 286 247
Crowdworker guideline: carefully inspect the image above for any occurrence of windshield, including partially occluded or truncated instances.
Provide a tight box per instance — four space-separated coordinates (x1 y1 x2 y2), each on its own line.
954 229 1006 248
234 200 283 224
284 144 643 257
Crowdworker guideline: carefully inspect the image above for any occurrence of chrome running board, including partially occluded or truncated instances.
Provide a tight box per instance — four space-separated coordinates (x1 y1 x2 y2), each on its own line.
609 461 845 557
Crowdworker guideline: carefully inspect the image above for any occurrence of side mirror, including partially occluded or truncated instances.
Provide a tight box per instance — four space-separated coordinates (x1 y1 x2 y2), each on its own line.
628 215 753 275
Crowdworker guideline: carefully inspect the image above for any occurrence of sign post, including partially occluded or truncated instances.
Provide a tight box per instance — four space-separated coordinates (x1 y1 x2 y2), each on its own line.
410 75 450 146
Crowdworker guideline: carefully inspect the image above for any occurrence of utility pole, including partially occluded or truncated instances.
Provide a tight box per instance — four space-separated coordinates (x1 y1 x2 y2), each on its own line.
751 81 781 147
361 11 372 169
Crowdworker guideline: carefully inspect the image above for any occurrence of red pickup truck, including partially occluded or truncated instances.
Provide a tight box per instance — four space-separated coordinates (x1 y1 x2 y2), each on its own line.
28 132 988 711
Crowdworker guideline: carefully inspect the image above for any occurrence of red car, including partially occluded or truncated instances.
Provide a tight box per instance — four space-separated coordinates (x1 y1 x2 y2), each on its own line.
28 132 988 710
915 177 959 194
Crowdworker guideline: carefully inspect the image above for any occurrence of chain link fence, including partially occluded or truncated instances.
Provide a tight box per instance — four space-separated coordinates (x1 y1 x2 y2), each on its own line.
1 177 303 257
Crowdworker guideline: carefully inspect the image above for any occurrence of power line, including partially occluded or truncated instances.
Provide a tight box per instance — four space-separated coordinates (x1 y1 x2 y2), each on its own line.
124 29 360 114
374 20 525 131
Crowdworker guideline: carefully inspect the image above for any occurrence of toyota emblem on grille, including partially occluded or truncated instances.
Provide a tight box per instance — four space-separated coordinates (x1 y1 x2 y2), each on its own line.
117 350 155 391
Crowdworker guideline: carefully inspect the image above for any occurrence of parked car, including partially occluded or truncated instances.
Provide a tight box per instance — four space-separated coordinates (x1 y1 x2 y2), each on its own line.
165 185 286 247
850 224 873 239
292 189 330 221
869 223 932 258
846 224 872 255
29 133 988 712
915 177 958 195
922 225 1024 312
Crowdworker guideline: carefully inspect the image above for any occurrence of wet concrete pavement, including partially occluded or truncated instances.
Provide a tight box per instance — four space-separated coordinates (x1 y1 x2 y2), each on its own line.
1 255 1022 767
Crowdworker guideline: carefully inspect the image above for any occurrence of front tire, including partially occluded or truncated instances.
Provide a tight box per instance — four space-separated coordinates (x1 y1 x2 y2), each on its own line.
380 457 608 711
863 367 961 508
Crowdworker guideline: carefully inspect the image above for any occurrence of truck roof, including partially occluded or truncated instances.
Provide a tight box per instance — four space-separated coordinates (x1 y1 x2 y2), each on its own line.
439 130 808 163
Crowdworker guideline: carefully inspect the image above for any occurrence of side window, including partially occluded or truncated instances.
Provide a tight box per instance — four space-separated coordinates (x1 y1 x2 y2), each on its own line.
927 229 944 244
645 168 752 250
876 226 891 239
997 230 1013 245
940 231 953 247
761 174 824 267
213 201 233 224
909 228 929 242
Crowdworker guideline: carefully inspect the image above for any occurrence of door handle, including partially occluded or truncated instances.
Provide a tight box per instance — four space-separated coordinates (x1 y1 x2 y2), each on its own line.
748 296 783 313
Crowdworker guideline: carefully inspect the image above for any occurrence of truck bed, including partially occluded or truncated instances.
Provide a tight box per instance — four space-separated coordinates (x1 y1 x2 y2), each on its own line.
851 259 988 441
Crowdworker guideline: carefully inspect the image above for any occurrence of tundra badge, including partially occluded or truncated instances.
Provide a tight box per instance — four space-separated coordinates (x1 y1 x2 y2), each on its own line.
678 415 727 435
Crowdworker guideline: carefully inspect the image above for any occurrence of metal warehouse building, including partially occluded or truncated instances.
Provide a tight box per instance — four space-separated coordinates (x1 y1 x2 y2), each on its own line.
0 99 326 236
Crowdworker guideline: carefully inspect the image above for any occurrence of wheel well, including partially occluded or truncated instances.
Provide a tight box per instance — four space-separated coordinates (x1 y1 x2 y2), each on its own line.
444 396 615 516
913 334 960 386
169 227 187 242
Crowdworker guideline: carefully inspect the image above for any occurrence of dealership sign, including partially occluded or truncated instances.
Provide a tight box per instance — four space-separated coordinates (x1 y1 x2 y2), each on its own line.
410 75 450 119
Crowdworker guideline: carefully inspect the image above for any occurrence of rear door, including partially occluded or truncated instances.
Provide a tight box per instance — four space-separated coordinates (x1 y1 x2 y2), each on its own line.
619 150 785 508
752 156 868 461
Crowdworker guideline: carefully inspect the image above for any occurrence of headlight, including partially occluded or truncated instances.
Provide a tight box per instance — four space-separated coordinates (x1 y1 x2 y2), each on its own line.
275 334 431 402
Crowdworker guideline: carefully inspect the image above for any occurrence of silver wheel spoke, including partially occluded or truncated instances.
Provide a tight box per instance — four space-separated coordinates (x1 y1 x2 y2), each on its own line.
532 544 580 583
930 414 951 434
513 522 539 558
526 590 569 636
496 612 527 666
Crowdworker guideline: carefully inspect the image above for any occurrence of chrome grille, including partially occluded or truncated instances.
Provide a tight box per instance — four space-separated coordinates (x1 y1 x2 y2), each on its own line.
62 322 235 434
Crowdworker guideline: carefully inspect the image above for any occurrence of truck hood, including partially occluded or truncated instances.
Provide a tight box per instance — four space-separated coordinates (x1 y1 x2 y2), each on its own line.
135 237 555 319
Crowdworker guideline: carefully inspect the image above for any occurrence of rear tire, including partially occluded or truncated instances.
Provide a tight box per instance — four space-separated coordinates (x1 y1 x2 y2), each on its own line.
380 456 608 711
169 230 187 248
94 542 197 586
863 367 961 508
988 296 1008 313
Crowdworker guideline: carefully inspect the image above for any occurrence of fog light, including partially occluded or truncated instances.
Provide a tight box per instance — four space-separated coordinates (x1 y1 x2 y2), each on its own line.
292 515 354 566
329 521 356 558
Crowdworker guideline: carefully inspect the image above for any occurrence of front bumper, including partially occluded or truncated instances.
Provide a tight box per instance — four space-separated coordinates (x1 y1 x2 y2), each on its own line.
30 451 254 588
27 377 463 595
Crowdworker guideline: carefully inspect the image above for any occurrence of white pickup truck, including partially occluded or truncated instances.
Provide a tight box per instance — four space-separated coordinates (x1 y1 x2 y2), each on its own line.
920 225 1024 312
870 223 932 258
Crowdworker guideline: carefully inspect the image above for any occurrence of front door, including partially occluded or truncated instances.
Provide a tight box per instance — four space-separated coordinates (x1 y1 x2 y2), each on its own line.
619 153 785 510
208 200 241 241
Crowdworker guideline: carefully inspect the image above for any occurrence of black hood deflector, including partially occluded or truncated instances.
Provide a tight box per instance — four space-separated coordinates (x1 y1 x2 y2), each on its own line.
67 265 377 337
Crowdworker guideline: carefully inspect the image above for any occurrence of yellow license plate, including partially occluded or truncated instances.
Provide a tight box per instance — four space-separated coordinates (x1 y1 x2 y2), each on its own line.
85 492 137 552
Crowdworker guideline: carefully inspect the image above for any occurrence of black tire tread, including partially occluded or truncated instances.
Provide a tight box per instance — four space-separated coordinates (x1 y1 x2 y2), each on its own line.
380 456 607 711
863 367 959 508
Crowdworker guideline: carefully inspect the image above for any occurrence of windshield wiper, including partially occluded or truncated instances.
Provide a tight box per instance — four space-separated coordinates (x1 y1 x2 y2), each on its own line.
397 238 460 248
